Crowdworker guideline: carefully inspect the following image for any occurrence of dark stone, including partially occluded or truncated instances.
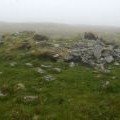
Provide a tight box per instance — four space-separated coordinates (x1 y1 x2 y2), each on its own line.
33 34 48 41
84 32 98 40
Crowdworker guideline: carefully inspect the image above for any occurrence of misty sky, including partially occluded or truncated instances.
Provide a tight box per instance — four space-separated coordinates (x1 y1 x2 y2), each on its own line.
0 0 120 26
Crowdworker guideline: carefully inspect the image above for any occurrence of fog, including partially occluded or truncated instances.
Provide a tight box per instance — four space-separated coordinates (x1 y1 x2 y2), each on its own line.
0 0 120 26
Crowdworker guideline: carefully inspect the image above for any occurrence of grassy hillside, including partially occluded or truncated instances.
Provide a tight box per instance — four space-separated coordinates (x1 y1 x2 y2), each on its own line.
0 28 120 120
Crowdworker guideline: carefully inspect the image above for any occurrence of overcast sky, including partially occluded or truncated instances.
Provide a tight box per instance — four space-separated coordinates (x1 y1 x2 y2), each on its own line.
0 0 120 26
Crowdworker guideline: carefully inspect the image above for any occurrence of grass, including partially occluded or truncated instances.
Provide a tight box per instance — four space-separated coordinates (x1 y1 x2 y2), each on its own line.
0 32 120 120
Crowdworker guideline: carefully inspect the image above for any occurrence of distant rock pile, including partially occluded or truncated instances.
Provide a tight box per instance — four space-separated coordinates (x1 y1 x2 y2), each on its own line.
63 33 120 72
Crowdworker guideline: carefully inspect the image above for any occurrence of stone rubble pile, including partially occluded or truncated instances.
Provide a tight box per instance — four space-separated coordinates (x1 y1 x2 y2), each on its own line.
63 38 120 72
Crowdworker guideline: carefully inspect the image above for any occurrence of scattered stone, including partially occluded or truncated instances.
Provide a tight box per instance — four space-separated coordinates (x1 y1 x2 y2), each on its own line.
104 55 114 63
10 62 17 67
41 64 52 69
69 62 75 68
52 68 62 73
112 76 116 80
102 81 110 88
23 96 38 102
0 91 6 97
36 68 45 74
14 83 25 91
43 75 55 81
114 62 120 66
101 69 111 74
25 63 33 67
53 54 60 58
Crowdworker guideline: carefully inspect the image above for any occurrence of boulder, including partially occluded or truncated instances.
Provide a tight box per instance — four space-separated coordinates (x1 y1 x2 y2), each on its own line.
104 55 114 63
93 44 103 59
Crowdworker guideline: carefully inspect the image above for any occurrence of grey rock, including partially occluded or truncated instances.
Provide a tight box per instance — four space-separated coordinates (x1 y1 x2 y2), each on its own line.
112 76 116 80
93 44 103 59
25 63 33 67
104 55 114 63
41 64 52 69
23 96 38 102
37 68 45 74
53 68 62 73
69 62 75 68
33 115 39 120
43 75 55 81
